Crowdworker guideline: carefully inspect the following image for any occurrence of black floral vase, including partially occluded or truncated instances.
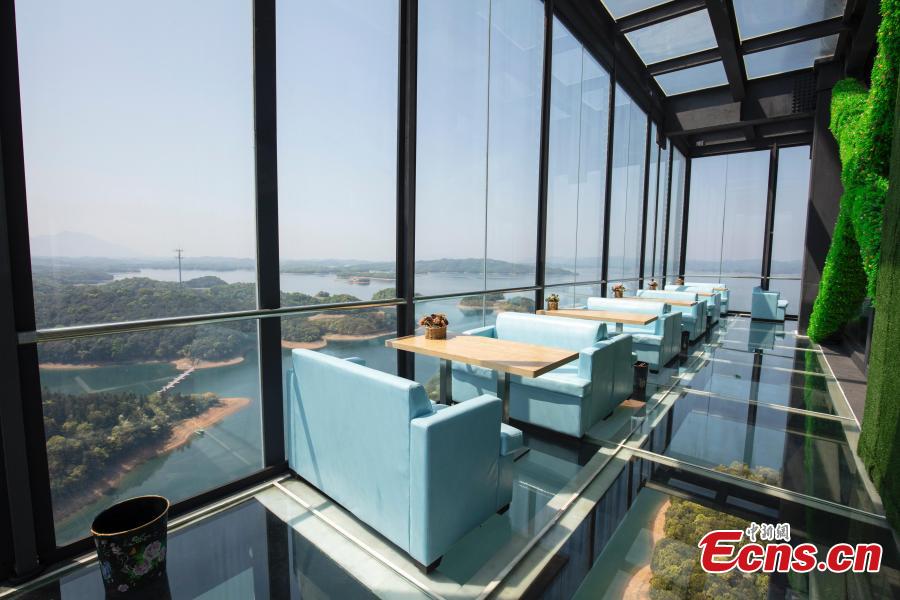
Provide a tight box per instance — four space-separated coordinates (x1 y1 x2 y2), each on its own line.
91 495 170 595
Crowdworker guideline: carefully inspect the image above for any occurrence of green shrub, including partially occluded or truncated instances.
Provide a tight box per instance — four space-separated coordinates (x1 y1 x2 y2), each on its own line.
809 0 900 339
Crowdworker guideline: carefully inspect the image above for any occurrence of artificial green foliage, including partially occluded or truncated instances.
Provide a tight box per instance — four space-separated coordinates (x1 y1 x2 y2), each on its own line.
809 0 900 339
858 82 900 531
807 206 868 340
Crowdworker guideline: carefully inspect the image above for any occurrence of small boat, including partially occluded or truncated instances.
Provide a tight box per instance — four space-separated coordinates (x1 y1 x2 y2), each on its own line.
194 429 206 437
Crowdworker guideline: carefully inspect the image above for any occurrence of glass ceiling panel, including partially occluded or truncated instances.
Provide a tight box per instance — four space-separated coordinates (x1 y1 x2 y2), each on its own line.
733 0 847 40
655 60 727 96
601 0 668 19
744 34 839 79
625 10 717 65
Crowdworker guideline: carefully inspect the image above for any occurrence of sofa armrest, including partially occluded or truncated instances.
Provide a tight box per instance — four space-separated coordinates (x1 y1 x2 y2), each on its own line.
409 395 504 565
463 325 496 338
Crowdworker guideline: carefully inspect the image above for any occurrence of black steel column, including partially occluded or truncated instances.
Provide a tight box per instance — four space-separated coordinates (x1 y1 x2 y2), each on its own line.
0 0 52 575
534 0 553 309
761 145 779 290
600 66 617 296
396 0 418 378
798 62 843 333
637 119 652 288
253 0 285 468
678 156 692 278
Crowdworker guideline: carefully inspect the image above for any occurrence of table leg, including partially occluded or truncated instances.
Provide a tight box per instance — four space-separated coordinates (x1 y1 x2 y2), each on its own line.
496 371 510 423
439 359 452 405
616 322 624 334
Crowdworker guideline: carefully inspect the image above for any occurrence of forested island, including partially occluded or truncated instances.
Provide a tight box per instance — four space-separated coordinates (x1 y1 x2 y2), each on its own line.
31 256 573 284
44 388 226 516
35 276 395 366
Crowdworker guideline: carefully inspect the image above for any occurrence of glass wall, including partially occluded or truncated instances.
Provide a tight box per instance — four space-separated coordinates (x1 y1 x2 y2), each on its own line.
545 18 611 286
277 0 398 305
416 0 544 296
770 146 812 312
608 86 647 288
684 150 771 312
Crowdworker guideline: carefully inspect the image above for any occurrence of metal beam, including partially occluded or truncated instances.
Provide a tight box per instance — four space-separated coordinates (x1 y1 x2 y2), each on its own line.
638 119 652 286
648 48 721 76
704 0 745 100
691 132 811 157
678 157 691 278
600 75 617 296
742 16 848 55
761 146 779 289
844 0 880 78
396 0 417 379
617 0 706 33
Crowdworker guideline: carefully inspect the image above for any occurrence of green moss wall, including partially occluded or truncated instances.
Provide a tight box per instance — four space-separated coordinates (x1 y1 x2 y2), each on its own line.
858 83 900 530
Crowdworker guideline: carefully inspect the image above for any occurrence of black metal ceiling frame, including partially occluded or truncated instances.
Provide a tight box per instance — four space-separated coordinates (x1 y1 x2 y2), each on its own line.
582 0 879 157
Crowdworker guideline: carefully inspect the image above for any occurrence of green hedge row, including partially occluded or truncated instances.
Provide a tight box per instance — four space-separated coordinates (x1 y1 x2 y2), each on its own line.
808 0 899 341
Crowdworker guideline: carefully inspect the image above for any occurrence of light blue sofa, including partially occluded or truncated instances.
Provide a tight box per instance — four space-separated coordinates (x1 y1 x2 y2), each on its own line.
286 350 521 568
636 289 708 341
678 281 730 313
451 313 634 438
666 284 722 324
584 297 681 371
751 286 789 321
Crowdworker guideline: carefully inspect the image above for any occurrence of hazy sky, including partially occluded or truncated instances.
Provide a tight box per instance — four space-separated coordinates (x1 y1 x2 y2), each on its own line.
15 0 792 266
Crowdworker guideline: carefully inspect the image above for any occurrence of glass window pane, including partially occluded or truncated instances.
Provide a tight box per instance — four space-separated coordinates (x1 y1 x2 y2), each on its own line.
733 0 846 40
770 146 812 312
416 0 544 296
608 87 646 283
600 0 668 19
485 0 545 289
625 10 717 65
17 0 257 328
655 61 728 96
720 151 769 276
684 154 727 276
666 149 686 279
277 0 398 305
40 322 263 545
546 19 610 286
416 0 490 295
744 35 839 79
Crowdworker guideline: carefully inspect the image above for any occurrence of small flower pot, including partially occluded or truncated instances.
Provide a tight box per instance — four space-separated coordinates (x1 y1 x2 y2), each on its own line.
91 495 169 595
424 325 447 340
649 281 658 290
613 290 624 298
547 301 559 311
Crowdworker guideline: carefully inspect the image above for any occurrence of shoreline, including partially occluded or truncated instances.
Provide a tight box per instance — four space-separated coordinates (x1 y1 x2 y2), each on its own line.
40 356 246 372
171 356 245 371
281 329 393 351
53 396 252 522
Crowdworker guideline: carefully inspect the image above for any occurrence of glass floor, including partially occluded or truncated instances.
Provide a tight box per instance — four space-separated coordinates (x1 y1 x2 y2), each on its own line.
5 317 897 599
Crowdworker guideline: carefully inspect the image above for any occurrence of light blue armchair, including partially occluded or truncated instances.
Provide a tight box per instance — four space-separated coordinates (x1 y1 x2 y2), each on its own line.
679 281 729 313
584 297 681 371
751 286 789 321
636 289 708 341
286 350 521 569
452 312 634 438
666 284 722 324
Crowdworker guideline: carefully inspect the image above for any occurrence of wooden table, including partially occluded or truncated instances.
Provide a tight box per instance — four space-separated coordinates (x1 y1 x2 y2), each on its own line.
614 296 698 307
386 334 578 423
536 309 657 333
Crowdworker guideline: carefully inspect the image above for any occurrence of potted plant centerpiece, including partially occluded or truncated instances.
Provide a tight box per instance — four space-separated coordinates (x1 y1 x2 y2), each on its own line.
675 277 685 285
419 313 449 340
612 283 627 298
546 293 560 311
649 279 658 290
